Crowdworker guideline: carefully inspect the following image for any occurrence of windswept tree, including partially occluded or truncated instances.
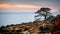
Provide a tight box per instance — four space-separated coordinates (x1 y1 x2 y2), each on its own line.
35 7 52 21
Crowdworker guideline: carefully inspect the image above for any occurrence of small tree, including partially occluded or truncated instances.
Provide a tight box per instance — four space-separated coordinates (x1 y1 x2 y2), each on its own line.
35 7 52 21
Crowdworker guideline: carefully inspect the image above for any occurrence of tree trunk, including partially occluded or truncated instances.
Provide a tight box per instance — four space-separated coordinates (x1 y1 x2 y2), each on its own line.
45 16 46 20
44 12 47 20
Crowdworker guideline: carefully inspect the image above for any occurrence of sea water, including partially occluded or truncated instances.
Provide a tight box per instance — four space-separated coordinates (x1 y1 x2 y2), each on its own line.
0 12 35 26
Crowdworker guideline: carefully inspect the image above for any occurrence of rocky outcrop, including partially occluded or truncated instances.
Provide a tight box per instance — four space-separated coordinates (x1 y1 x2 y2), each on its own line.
51 15 60 34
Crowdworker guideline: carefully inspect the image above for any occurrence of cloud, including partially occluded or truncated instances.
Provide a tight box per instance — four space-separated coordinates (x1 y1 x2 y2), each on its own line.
0 3 41 12
0 4 41 9
0 3 59 12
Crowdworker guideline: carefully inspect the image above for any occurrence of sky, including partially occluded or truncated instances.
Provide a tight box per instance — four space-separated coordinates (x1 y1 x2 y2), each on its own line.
0 0 60 26
0 0 60 12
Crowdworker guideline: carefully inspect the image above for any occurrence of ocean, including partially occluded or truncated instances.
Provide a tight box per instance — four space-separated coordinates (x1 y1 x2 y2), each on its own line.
0 12 60 26
0 12 35 26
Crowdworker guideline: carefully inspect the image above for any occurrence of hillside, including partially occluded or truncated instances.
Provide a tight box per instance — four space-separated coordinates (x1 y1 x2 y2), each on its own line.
0 15 60 34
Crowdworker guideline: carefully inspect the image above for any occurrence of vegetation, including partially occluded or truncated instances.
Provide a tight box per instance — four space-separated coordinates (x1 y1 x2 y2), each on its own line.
0 30 23 34
35 7 53 22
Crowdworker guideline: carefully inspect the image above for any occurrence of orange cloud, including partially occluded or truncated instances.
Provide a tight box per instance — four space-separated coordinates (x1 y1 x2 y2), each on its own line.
0 4 41 9
0 4 58 12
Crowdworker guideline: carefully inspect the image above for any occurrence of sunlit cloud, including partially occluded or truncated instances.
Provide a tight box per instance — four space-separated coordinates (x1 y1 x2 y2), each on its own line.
0 4 59 12
0 4 41 9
